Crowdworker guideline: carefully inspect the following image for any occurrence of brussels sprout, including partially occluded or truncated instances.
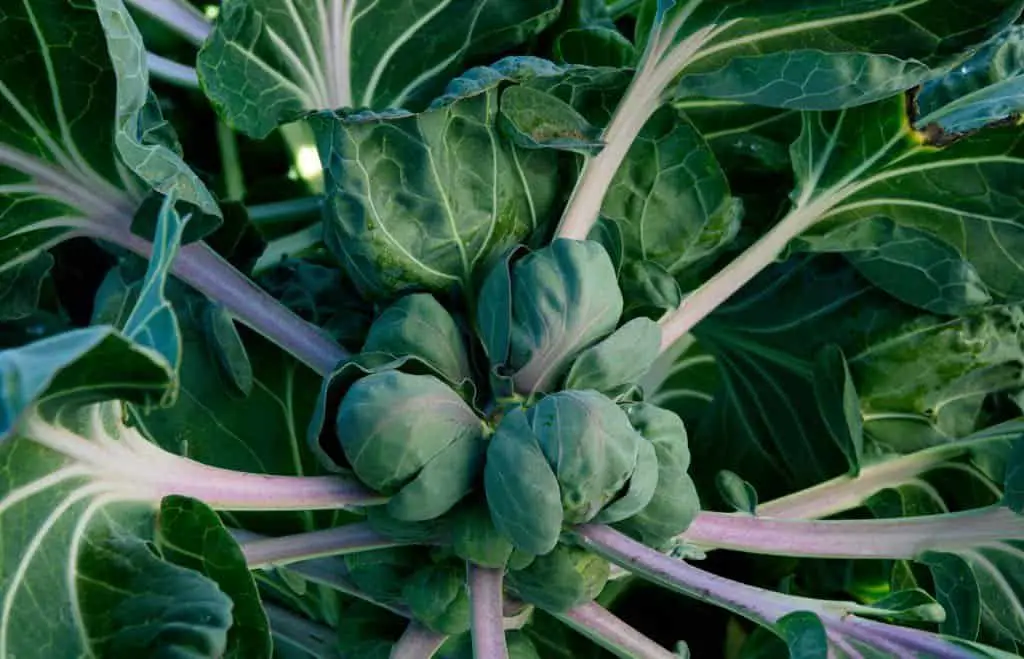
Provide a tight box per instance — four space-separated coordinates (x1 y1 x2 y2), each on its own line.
484 408 564 555
564 317 663 398
506 544 610 611
362 294 472 385
403 561 472 635
365 506 451 543
477 239 623 396
452 499 515 568
614 403 701 547
337 371 487 520
529 390 648 523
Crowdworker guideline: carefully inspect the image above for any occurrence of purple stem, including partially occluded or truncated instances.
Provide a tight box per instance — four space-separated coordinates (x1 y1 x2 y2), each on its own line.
469 565 509 659
391 622 449 659
680 506 1022 559
240 523 406 568
555 601 679 659
86 222 348 376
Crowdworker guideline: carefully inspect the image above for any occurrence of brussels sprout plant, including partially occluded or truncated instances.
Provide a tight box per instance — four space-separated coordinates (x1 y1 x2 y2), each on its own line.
2 0 1024 657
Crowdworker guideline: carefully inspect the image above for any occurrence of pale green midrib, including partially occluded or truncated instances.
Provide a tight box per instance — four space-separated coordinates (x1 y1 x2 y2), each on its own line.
422 119 471 284
687 0 932 66
280 0 330 105
264 25 328 108
21 0 114 193
360 0 454 106
221 39 318 108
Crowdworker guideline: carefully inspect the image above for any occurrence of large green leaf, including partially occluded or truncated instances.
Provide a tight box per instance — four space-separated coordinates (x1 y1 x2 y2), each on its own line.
658 256 1024 499
787 93 1024 314
309 58 565 301
644 0 1022 110
197 0 562 138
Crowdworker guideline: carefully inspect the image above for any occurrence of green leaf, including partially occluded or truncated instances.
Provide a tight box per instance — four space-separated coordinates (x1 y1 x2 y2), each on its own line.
362 294 472 386
156 496 271 658
202 302 255 397
812 345 864 476
403 561 471 635
197 0 562 138
95 0 222 234
614 403 700 546
0 253 53 322
916 25 1024 135
529 391 643 524
0 0 137 273
919 551 982 640
775 611 828 658
862 589 947 624
654 0 1021 110
715 470 759 515
80 532 233 658
484 407 563 555
505 239 623 395
676 99 800 175
554 27 637 67
507 544 610 612
310 59 565 301
1007 439 1024 514
337 371 484 519
788 93 1024 313
565 317 662 397
921 543 1024 646
499 85 604 153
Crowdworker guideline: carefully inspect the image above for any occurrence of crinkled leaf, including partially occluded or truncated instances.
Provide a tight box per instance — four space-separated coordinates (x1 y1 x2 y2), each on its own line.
506 544 609 612
812 345 864 476
310 59 564 301
529 391 640 524
198 0 562 138
916 25 1024 135
507 239 623 395
96 0 222 238
500 85 604 154
336 371 483 496
156 496 270 658
362 294 471 386
484 408 563 555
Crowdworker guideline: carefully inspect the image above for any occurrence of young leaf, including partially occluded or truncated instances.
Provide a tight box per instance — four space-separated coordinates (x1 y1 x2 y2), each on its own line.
505 239 623 395
715 470 759 515
403 561 471 635
197 0 562 138
484 407 564 556
812 345 864 477
156 496 271 657
362 294 472 386
564 317 662 397
309 59 565 301
507 544 610 612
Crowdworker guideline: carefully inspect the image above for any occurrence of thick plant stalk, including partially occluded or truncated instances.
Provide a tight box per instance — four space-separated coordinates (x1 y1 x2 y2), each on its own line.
146 53 199 89
575 525 976 658
678 506 1023 559
265 603 340 657
240 523 408 568
391 623 449 659
553 602 679 659
125 0 211 46
86 221 348 375
469 565 509 659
